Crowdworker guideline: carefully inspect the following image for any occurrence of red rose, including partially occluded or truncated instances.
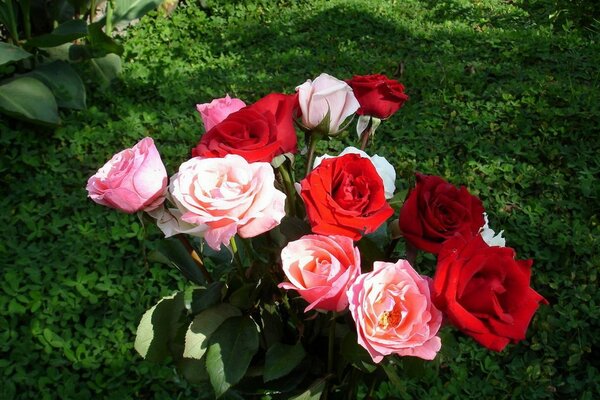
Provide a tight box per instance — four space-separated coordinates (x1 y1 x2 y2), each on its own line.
399 173 485 254
346 74 409 119
432 234 547 351
191 93 298 163
300 154 394 240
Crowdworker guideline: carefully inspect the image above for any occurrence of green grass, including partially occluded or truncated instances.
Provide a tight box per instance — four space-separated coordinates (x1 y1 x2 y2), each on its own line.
1 0 599 398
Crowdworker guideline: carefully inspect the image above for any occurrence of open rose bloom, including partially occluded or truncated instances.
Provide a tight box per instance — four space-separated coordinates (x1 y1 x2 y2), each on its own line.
169 154 286 250
348 260 443 363
87 73 547 397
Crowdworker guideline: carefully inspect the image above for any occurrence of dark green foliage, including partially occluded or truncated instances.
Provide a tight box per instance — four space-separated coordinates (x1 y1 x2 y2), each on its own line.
1 0 599 398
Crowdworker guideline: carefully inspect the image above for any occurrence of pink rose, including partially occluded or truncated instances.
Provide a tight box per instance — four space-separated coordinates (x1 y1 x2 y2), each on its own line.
296 73 360 134
196 95 246 132
347 260 443 363
86 137 167 213
169 154 286 250
278 235 361 312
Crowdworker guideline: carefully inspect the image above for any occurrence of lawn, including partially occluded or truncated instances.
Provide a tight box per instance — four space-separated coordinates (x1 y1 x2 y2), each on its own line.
1 0 599 398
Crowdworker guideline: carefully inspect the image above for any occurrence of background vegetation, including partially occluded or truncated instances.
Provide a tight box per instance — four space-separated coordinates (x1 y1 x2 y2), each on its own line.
1 0 599 398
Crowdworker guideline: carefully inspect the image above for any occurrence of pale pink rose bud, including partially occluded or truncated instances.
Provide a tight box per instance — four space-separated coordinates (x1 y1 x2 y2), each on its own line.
295 73 360 134
196 95 246 132
278 234 361 312
348 260 443 363
169 154 286 250
86 137 168 213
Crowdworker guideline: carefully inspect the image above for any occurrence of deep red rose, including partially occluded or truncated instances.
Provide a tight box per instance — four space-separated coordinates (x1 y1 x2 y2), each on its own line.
399 173 485 254
300 154 394 240
346 74 409 119
432 234 547 351
191 93 298 163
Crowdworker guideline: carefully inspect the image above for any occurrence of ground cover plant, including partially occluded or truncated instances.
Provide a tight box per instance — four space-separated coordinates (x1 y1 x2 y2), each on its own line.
1 0 599 398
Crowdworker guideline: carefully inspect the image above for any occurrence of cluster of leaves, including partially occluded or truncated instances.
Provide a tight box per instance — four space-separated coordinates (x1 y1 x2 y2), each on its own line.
0 0 163 126
1 0 599 398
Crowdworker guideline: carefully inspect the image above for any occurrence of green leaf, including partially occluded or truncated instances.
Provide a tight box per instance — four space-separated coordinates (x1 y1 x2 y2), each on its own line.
87 22 124 56
264 342 306 382
134 292 185 362
154 238 206 285
89 54 122 88
341 331 377 373
26 19 88 48
112 0 163 25
381 362 406 392
0 42 32 66
0 77 60 126
229 283 255 310
388 188 408 211
186 282 225 315
29 61 86 110
289 378 327 400
183 303 241 360
176 357 210 385
206 316 259 398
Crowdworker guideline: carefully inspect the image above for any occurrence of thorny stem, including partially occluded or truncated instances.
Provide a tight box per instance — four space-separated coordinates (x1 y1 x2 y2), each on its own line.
175 234 212 283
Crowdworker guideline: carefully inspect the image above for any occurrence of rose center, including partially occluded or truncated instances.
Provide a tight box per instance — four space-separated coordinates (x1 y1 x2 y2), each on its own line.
333 172 370 211
378 309 401 330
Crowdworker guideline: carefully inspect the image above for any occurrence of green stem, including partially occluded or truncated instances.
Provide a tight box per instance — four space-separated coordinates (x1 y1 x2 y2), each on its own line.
5 0 19 43
230 236 244 276
105 0 114 36
305 132 320 176
89 0 96 23
277 163 296 217
175 234 213 283
19 0 31 40
327 312 336 374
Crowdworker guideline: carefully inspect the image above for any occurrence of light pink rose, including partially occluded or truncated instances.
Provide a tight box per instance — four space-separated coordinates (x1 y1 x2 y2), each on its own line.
295 73 360 134
278 235 361 312
196 95 246 132
169 154 286 250
86 137 167 213
347 260 443 363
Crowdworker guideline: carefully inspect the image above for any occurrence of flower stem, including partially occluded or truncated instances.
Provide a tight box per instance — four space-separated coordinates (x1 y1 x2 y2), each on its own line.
230 236 245 275
359 127 371 150
175 234 213 283
277 163 297 217
327 312 337 374
305 132 320 175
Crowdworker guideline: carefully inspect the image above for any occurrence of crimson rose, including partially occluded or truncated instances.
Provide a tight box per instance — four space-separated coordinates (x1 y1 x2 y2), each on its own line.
300 154 394 240
346 74 409 119
399 173 485 254
432 234 547 351
191 93 298 163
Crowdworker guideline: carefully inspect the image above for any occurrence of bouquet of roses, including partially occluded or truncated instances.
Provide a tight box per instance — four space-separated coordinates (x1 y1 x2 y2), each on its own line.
87 73 547 399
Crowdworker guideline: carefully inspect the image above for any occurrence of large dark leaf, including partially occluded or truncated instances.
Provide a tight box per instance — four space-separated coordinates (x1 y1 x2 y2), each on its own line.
26 19 88 48
264 342 306 382
134 292 186 362
183 303 241 360
29 61 86 109
206 316 259 398
0 77 59 126
89 54 122 87
0 42 32 66
187 282 225 315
